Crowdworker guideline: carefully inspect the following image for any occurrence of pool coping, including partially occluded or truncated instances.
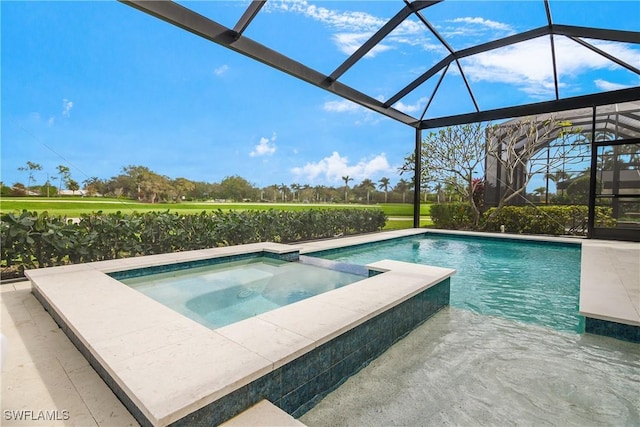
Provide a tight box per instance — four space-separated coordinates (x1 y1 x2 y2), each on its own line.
26 239 455 426
578 239 640 329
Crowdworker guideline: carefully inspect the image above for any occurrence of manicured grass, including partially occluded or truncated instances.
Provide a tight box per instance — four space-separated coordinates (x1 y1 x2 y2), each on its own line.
384 218 433 230
0 197 432 228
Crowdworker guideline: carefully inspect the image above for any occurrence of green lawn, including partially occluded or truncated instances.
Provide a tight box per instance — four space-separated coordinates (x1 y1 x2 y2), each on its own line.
0 197 431 215
0 197 432 229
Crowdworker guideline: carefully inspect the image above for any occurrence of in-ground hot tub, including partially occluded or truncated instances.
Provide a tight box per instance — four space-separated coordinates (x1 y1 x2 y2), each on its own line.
115 256 366 329
27 239 454 426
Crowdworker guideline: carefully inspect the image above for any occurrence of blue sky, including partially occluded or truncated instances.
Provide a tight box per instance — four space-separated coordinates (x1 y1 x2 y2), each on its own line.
2 0 638 190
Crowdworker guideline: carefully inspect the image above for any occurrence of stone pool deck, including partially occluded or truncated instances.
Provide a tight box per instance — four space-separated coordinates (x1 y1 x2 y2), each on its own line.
1 230 638 426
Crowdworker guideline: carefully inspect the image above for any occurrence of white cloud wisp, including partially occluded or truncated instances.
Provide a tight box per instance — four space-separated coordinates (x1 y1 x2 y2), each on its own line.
62 99 73 117
250 133 277 157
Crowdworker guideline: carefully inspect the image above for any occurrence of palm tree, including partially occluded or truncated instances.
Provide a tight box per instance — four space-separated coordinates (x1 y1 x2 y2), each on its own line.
378 177 391 203
290 183 301 202
532 186 547 203
67 179 80 195
18 161 42 193
360 178 376 204
545 170 573 195
278 184 289 202
342 175 353 202
394 178 410 203
56 165 70 193
433 183 444 203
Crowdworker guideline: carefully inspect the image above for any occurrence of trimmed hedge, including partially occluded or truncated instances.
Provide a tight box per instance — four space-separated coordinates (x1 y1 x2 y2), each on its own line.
430 203 615 235
430 203 475 230
1 208 386 277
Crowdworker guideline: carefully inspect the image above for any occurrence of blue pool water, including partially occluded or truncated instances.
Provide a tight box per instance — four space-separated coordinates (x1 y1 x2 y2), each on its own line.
121 257 364 328
301 234 640 426
315 234 583 333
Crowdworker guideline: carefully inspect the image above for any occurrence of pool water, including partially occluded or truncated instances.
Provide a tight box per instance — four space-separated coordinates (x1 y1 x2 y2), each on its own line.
301 234 639 425
121 257 364 328
301 307 640 426
316 235 583 333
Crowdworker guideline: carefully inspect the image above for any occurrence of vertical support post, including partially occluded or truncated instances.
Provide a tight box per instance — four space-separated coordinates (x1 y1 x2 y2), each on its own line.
545 146 550 204
413 128 422 228
587 106 598 238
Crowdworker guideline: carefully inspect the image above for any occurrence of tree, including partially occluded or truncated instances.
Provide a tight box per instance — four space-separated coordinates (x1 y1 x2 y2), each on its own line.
67 179 80 195
401 118 580 229
219 175 257 201
290 183 301 202
121 165 169 203
56 165 70 193
402 123 486 226
545 170 573 197
278 183 289 202
433 183 444 203
300 184 312 203
394 178 411 203
10 183 27 196
484 116 580 223
378 177 391 203
357 179 376 204
342 176 353 202
18 161 42 192
83 177 102 196
566 176 591 204
314 185 332 203
532 186 547 203
171 178 196 202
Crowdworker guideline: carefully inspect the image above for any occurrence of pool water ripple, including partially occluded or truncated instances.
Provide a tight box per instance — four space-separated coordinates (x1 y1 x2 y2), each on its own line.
301 308 640 426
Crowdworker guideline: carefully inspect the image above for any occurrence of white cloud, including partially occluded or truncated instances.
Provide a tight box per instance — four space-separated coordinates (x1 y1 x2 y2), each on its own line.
332 32 392 57
270 0 426 58
62 99 73 117
393 97 427 114
48 117 55 126
594 79 632 91
291 151 392 183
273 0 385 32
322 98 383 125
250 133 277 157
459 37 639 97
323 99 362 113
449 17 513 32
214 64 229 76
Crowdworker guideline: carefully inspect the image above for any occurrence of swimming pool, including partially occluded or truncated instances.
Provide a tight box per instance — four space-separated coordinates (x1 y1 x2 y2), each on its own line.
119 257 365 328
312 234 583 333
300 232 639 426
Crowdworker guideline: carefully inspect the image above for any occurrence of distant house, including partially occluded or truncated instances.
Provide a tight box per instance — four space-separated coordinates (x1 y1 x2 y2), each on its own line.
58 189 85 196
557 170 640 196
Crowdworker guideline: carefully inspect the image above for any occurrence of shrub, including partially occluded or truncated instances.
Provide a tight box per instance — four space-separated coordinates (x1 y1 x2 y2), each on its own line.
430 203 615 236
430 203 475 230
483 205 614 235
0 208 386 278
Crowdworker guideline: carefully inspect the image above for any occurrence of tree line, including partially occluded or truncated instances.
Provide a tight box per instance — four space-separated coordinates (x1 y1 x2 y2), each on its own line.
3 163 418 204
7 117 618 212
